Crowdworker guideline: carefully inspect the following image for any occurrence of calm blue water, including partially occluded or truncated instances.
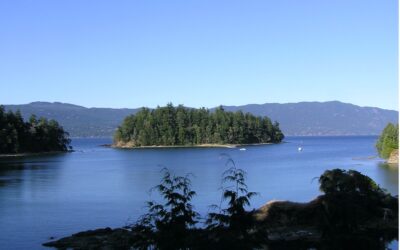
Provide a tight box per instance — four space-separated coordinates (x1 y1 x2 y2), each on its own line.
0 136 398 249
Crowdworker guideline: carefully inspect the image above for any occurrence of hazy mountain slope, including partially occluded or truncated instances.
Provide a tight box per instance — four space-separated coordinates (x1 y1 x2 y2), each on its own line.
221 101 398 136
4 101 398 137
5 102 139 137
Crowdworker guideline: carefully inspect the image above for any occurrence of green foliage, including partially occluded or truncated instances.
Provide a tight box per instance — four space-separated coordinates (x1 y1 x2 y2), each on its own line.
206 157 262 249
129 163 398 250
376 123 398 159
126 166 398 249
131 168 199 249
319 169 384 196
114 104 284 146
131 159 262 249
0 106 71 154
318 169 397 233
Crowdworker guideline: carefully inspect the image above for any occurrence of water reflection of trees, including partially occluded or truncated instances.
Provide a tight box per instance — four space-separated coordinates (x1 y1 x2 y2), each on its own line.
0 154 66 194
378 162 399 195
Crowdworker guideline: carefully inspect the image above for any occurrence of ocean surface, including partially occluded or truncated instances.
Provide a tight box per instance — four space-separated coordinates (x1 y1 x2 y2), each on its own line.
0 136 398 249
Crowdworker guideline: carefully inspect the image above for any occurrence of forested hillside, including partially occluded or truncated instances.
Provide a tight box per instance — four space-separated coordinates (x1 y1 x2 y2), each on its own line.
5 101 398 137
114 104 284 147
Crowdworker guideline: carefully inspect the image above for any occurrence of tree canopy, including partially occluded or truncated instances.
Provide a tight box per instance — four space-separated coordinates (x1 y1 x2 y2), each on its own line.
318 169 397 234
0 106 71 154
376 123 398 159
114 104 284 146
319 169 384 196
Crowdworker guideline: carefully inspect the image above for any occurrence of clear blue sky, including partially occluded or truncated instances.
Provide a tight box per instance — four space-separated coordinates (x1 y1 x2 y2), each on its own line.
0 0 398 110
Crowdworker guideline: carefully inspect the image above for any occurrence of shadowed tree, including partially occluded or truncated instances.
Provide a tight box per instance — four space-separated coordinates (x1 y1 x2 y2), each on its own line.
318 169 398 234
0 106 71 154
131 168 199 249
206 156 262 249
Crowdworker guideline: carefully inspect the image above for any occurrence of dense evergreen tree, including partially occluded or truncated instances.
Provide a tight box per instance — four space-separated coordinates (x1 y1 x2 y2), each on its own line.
0 106 71 154
376 123 398 159
114 104 284 146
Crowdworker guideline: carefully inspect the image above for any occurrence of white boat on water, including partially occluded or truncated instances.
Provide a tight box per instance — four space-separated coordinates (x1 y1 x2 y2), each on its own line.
298 147 303 151
239 148 247 151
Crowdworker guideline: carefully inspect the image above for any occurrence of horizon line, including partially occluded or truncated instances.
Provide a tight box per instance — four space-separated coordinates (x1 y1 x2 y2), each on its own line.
2 100 399 112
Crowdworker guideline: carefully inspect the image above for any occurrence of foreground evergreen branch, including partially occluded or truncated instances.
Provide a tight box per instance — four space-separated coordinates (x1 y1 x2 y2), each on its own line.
131 168 199 249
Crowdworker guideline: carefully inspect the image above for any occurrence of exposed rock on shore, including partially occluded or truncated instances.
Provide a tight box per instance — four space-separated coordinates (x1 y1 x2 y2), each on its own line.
388 149 399 164
43 195 398 249
43 169 398 249
253 195 398 242
43 228 135 250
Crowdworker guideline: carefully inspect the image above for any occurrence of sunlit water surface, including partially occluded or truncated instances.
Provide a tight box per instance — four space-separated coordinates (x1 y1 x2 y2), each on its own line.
0 136 398 249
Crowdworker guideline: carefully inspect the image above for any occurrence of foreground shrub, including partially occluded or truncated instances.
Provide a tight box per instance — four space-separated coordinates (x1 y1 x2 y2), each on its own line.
319 169 398 234
131 168 199 249
206 158 263 249
127 167 397 250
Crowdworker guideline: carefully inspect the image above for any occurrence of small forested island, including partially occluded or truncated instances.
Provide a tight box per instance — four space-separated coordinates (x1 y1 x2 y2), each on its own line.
113 104 284 147
376 123 398 164
0 106 71 154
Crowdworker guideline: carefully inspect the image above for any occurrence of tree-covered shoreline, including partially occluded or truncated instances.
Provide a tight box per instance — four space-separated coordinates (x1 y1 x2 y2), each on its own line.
0 106 71 154
113 104 284 147
376 123 398 160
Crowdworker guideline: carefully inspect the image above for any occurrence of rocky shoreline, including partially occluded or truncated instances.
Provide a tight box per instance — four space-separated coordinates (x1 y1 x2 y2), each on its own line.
387 149 399 165
43 195 398 249
111 141 273 149
43 228 134 250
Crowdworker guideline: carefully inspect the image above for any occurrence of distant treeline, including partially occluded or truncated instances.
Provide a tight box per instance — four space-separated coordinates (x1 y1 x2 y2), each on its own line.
0 106 71 154
376 123 398 159
114 104 284 146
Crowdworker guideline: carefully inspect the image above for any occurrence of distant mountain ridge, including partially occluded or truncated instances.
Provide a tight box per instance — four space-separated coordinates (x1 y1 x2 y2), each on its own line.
4 101 398 137
220 101 398 136
5 102 139 137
